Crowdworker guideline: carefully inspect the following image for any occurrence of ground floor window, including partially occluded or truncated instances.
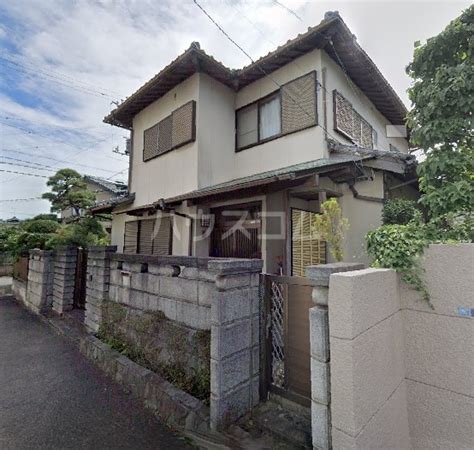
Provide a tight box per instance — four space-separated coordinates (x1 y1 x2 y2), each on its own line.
123 217 172 255
291 208 326 277
210 202 262 259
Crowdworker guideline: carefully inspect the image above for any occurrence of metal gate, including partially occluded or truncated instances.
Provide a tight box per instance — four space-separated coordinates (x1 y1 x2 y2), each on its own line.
73 248 88 309
261 274 316 406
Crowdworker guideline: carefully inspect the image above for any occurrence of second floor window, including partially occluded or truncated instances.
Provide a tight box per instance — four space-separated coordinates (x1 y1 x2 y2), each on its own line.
143 100 196 161
236 71 317 151
260 94 281 140
236 93 281 150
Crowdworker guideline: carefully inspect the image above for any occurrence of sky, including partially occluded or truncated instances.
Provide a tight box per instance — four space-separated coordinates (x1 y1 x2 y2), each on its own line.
0 0 469 220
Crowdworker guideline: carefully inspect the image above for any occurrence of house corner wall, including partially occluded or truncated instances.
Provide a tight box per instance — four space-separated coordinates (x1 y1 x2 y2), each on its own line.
328 268 410 450
327 244 474 450
402 243 474 449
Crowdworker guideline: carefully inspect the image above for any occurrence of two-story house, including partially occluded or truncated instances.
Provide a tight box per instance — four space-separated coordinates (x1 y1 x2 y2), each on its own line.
95 11 417 274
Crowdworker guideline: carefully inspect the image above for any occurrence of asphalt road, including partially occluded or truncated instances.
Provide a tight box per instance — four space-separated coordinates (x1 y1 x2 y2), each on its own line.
0 295 192 450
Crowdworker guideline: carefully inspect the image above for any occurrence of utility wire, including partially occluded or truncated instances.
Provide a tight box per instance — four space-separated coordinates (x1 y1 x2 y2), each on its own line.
0 161 55 172
0 169 49 178
0 55 122 100
193 0 341 141
0 152 119 174
0 197 44 202
273 0 304 23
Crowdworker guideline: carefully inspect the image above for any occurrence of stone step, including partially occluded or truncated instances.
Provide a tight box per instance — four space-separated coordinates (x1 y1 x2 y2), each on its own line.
247 397 312 449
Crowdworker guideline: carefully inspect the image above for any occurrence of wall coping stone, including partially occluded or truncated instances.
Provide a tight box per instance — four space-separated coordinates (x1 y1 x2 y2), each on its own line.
208 259 263 275
306 262 365 286
29 249 54 257
88 245 117 253
111 253 215 268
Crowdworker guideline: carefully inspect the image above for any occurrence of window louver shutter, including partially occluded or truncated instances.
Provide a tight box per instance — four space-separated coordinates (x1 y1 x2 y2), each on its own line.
291 209 326 277
152 216 172 255
143 124 159 161
333 90 353 139
361 118 373 148
124 221 139 254
172 101 195 148
139 219 155 255
281 72 317 134
158 116 173 155
333 90 374 149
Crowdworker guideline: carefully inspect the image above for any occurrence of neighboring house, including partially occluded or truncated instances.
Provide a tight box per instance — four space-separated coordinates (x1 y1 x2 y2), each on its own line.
62 175 127 233
95 11 418 274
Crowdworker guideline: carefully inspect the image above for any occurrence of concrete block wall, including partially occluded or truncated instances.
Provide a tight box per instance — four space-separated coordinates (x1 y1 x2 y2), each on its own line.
306 262 364 450
108 254 215 330
52 246 78 314
85 246 116 333
24 249 54 314
327 244 474 450
208 259 263 431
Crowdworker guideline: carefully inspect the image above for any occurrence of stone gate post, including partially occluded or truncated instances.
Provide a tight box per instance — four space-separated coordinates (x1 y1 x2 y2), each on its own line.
84 246 117 333
208 259 263 431
52 246 78 314
306 262 364 450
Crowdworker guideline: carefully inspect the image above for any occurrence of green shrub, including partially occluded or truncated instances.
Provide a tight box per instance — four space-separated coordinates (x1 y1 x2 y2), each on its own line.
382 199 418 225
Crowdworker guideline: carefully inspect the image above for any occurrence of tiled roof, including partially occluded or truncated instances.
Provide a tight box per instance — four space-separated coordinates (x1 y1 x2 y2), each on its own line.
104 12 407 129
85 175 127 195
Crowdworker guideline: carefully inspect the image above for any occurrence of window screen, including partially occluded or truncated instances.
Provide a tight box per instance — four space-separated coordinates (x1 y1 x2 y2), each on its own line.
124 221 139 254
143 101 196 161
143 124 159 161
259 94 281 140
152 216 172 255
291 209 326 277
333 90 373 149
172 101 195 148
237 103 258 149
138 219 154 254
281 72 317 134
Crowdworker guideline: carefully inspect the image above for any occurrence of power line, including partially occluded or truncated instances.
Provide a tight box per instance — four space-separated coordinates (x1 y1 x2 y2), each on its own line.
105 167 128 181
0 161 55 172
0 197 44 203
273 1 304 23
0 152 120 174
0 52 124 98
0 169 49 178
0 55 122 100
193 0 341 141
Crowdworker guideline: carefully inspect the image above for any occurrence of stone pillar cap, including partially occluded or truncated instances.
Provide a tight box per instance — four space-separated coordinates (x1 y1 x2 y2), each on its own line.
306 262 365 286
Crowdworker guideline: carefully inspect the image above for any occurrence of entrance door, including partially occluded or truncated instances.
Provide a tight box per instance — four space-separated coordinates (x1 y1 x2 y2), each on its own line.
210 202 262 259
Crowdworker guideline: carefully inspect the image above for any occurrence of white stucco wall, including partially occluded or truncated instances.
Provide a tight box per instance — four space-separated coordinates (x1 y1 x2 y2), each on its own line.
130 74 200 205
321 51 409 153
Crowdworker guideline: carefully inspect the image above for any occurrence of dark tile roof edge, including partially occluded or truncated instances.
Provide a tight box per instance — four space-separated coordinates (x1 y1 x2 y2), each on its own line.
104 11 407 129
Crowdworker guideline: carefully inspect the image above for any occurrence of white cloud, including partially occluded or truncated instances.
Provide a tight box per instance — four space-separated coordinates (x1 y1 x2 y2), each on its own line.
0 0 469 219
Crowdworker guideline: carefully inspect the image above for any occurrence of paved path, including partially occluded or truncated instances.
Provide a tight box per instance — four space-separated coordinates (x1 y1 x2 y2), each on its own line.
0 296 192 450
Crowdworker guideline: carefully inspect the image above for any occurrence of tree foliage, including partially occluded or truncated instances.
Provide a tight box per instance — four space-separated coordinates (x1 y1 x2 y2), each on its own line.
42 168 96 216
382 199 419 225
367 8 473 305
313 198 349 262
406 5 474 218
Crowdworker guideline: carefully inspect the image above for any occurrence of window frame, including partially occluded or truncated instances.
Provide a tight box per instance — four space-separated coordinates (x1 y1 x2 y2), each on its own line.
142 100 196 162
236 89 282 152
235 71 318 153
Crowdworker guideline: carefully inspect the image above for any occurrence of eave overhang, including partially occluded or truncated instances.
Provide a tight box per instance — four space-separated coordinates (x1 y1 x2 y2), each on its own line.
104 12 407 130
